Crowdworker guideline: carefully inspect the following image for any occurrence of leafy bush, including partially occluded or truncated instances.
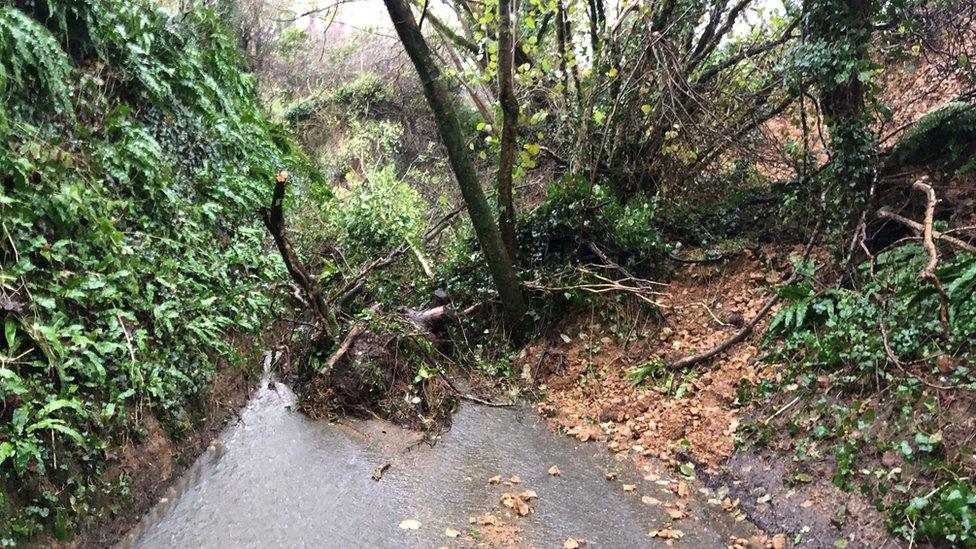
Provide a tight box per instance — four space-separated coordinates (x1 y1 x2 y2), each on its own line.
326 166 427 266
283 72 391 123
519 179 667 275
0 1 310 542
767 246 976 370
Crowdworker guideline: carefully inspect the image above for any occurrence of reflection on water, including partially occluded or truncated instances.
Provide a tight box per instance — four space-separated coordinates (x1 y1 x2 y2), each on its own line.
120 379 746 548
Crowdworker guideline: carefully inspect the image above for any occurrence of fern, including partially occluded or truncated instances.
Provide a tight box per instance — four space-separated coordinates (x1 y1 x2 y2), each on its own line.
0 7 72 114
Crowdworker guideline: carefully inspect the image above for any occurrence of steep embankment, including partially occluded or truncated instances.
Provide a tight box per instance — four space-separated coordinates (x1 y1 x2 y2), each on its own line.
0 2 307 543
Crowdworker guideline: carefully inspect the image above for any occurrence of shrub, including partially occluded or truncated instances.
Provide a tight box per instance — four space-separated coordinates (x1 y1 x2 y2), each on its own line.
0 1 311 542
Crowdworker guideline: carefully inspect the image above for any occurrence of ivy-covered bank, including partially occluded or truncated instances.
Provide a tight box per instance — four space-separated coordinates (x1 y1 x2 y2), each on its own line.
0 1 309 542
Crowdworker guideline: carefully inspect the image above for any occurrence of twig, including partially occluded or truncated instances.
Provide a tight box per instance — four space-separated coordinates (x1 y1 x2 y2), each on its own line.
525 264 667 307
586 241 636 279
763 396 800 424
875 211 976 254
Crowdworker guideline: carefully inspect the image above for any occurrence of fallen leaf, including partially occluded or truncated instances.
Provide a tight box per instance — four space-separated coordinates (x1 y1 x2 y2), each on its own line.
444 528 461 538
623 484 637 492
666 508 686 520
371 463 390 481
648 528 684 539
549 465 561 476
563 538 586 548
801 500 814 508
508 475 522 485
677 481 690 497
519 489 538 500
642 496 662 505
488 475 502 485
771 533 787 549
605 471 618 481
398 519 422 530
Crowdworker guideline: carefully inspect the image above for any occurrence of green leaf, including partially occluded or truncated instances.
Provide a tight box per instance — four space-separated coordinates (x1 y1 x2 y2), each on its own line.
4 317 17 351
27 419 85 444
37 398 81 418
0 441 13 465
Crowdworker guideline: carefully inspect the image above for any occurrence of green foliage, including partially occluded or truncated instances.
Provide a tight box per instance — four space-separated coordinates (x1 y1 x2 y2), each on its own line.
893 481 976 545
283 72 391 123
520 179 667 275
0 7 72 116
0 1 310 542
767 246 976 370
327 166 427 266
763 244 976 545
889 102 976 174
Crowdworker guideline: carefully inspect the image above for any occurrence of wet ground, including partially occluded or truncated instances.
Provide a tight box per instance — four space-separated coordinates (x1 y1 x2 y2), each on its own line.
119 379 758 548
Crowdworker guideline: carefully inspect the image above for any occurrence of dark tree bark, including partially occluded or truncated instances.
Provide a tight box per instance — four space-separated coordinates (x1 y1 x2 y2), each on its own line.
497 0 519 261
259 177 338 336
555 5 571 104
383 0 527 332
586 0 603 54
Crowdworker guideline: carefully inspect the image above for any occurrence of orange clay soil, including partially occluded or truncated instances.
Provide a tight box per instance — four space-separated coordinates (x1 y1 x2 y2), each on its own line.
529 247 801 471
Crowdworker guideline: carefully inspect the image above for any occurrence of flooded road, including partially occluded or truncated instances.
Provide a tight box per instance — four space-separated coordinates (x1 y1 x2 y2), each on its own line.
120 379 756 548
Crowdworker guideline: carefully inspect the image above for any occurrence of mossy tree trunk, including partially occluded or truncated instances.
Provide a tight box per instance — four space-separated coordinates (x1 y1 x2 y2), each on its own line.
804 0 878 218
383 0 527 333
497 0 518 262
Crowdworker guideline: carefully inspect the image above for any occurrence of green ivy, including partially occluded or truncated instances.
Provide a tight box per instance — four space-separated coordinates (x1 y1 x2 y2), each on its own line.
0 1 315 543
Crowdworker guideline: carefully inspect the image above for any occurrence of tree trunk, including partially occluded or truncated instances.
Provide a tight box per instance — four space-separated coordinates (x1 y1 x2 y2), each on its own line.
804 0 876 209
259 178 339 336
383 0 527 333
497 0 519 261
555 4 572 106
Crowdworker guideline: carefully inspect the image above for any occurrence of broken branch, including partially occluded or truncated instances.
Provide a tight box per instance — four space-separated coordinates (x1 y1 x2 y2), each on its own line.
913 178 950 335
875 211 976 255
259 175 338 335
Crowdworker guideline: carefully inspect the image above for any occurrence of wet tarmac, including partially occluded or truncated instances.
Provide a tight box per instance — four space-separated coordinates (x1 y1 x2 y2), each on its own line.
120 379 756 548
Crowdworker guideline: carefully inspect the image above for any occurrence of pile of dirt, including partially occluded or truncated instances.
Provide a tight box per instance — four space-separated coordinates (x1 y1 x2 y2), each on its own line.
529 249 789 470
524 248 907 546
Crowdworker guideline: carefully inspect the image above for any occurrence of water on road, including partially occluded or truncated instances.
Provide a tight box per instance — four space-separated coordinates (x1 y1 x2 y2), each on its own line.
119 379 755 548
